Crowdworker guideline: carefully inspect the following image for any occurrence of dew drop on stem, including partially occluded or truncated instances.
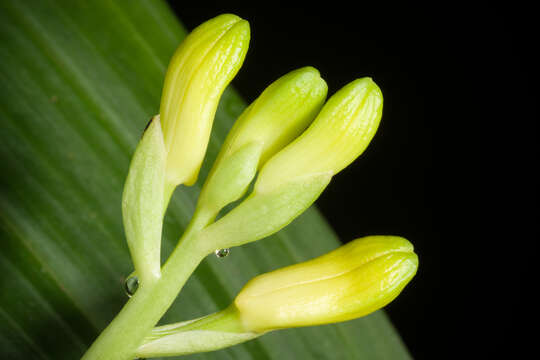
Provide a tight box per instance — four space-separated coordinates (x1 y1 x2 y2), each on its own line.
215 248 230 258
124 275 139 297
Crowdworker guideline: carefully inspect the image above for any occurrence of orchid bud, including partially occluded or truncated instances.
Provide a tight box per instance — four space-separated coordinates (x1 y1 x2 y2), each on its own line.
255 77 383 193
195 67 327 219
198 78 383 251
136 236 417 357
160 14 250 187
217 66 327 166
234 236 418 332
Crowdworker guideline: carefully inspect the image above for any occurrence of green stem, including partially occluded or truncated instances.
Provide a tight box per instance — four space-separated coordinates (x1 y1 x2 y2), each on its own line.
81 224 211 360
82 175 222 360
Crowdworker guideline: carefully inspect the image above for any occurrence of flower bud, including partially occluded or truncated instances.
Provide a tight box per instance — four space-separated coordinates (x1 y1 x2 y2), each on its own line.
195 67 327 218
255 77 383 193
234 236 418 332
217 66 327 166
197 78 383 251
159 14 250 187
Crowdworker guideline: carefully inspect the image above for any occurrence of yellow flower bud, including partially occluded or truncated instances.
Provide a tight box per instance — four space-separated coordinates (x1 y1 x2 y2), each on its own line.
234 236 418 332
196 78 382 251
217 66 327 166
255 77 382 193
159 14 250 187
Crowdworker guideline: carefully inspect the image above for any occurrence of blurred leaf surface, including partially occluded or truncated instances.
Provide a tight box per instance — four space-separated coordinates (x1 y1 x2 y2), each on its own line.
0 0 411 359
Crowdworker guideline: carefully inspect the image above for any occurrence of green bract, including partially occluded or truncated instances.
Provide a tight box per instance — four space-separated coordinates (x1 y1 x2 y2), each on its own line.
199 173 332 251
137 307 258 358
195 142 263 222
121 116 166 285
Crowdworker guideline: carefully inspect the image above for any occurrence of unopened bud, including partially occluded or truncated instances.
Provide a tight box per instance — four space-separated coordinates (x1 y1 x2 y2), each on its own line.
160 14 250 186
256 77 383 193
234 236 418 332
198 78 383 251
196 67 327 217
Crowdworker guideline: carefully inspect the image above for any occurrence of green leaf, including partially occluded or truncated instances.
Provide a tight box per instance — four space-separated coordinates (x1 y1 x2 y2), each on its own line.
0 0 412 359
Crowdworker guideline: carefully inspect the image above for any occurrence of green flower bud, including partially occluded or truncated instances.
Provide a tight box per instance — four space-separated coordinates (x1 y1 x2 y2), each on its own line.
234 236 418 332
217 66 327 166
122 116 166 284
159 14 250 187
256 77 383 193
195 67 327 219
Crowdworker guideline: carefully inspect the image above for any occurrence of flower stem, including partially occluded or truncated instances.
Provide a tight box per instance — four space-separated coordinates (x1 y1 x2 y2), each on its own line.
81 225 209 360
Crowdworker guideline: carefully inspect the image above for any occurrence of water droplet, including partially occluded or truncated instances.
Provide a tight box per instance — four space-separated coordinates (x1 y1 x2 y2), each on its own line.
215 248 230 258
124 275 139 297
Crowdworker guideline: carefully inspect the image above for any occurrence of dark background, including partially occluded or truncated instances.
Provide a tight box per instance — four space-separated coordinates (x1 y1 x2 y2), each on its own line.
168 2 535 359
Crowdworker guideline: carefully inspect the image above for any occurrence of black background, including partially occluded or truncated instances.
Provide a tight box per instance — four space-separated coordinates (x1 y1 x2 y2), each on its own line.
167 2 535 359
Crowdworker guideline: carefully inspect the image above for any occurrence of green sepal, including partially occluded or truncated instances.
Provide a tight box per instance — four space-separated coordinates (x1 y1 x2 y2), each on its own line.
121 116 166 285
198 173 332 252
